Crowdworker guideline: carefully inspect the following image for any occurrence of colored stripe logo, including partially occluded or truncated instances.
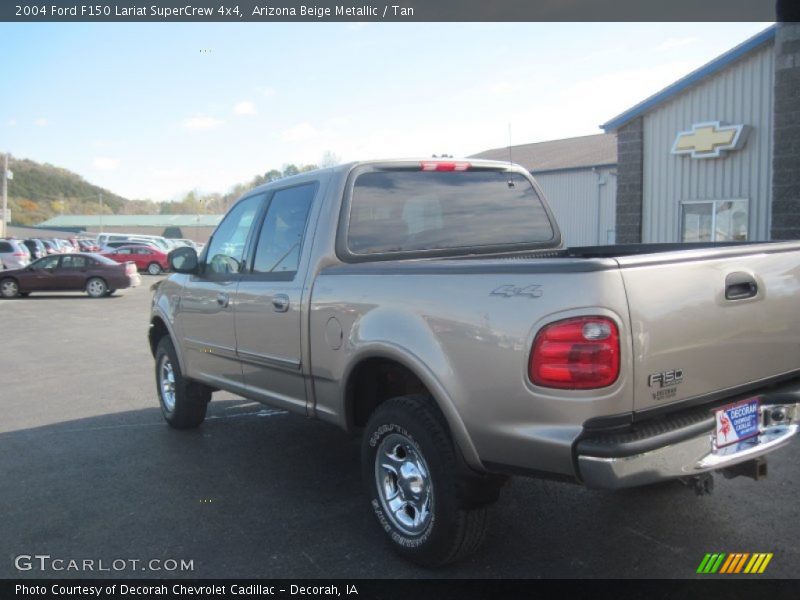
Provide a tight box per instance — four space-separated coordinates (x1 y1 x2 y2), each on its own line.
697 553 773 574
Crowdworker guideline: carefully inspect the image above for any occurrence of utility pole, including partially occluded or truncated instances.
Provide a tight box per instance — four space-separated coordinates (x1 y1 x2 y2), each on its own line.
98 192 104 234
2 153 8 238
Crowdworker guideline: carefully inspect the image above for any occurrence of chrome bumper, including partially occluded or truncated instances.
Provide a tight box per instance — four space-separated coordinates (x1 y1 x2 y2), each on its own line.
578 403 799 489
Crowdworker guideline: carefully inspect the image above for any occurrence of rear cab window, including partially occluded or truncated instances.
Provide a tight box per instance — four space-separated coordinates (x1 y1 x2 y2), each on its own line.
340 163 558 261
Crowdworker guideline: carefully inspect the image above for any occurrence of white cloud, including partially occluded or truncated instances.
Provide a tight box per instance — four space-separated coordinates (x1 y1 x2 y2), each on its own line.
233 100 257 115
7 119 16 127
657 37 698 52
486 81 520 95
182 115 224 131
92 157 119 170
34 118 48 127
281 122 326 143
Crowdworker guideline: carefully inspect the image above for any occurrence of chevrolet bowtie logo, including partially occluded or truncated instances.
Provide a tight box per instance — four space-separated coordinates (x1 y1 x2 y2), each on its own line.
672 121 748 159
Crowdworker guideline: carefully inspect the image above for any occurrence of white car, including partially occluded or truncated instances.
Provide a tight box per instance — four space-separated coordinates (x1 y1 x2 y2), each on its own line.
0 239 31 270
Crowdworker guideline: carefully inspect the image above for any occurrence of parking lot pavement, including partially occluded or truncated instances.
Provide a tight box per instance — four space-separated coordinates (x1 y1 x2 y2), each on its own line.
1 281 798 579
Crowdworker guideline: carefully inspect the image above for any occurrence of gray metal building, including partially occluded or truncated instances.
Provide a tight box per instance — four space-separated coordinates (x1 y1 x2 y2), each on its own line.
603 23 800 244
470 134 617 246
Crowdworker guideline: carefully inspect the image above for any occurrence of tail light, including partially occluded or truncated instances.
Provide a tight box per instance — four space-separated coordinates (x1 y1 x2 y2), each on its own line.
529 316 620 389
419 161 471 172
13 252 26 256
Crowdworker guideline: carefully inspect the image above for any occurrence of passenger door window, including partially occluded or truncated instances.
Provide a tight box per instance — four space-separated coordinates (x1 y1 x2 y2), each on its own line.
204 195 263 275
251 184 316 278
61 256 88 269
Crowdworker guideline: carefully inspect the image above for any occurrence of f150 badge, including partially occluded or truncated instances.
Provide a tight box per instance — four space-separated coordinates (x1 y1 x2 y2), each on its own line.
648 369 684 402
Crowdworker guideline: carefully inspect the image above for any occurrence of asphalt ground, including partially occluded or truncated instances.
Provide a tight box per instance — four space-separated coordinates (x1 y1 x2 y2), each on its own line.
0 279 798 579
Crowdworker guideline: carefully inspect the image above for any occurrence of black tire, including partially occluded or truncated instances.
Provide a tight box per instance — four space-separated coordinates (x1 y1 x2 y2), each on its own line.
85 277 107 298
147 262 162 275
155 336 210 429
19 292 30 297
362 394 490 566
0 278 19 298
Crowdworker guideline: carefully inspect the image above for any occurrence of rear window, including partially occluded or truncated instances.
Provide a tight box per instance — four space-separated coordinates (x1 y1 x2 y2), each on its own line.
346 169 555 256
92 254 118 265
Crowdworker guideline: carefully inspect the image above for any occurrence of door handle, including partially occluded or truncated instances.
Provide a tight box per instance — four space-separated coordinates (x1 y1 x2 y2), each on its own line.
725 272 758 300
272 294 290 313
217 292 229 307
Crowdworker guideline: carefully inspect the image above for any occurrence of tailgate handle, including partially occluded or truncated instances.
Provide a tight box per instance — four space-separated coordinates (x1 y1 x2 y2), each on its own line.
725 272 758 300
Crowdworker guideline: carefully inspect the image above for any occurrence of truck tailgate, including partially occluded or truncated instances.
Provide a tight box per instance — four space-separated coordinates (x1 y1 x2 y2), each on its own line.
617 242 800 412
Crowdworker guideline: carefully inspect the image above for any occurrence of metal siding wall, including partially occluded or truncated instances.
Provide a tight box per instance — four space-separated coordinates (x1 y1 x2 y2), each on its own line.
535 167 617 247
642 44 774 242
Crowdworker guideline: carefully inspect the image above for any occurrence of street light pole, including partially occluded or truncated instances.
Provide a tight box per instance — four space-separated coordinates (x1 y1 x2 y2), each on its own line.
1 153 8 238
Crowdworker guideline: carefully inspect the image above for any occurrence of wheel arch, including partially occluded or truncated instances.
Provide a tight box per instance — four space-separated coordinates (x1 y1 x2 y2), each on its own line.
342 345 483 471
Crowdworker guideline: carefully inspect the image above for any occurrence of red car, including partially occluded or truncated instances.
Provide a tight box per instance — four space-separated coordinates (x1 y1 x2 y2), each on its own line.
102 244 169 275
0 253 140 298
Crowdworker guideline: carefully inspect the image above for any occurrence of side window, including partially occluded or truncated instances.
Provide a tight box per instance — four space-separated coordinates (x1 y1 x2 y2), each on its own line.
36 255 61 269
0 241 11 252
205 194 264 275
62 256 88 269
116 248 132 255
252 183 316 276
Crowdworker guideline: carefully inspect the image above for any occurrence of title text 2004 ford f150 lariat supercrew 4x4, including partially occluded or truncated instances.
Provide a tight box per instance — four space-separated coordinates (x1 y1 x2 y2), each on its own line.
149 159 800 566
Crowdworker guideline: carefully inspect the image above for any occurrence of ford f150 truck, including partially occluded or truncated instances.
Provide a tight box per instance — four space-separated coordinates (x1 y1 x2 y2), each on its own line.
149 159 800 566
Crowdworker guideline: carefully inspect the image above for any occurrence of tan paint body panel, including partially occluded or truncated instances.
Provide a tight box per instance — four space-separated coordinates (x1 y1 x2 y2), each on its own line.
618 243 800 412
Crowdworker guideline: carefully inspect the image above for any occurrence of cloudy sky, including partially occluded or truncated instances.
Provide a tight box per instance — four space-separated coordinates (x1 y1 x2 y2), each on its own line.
0 22 770 201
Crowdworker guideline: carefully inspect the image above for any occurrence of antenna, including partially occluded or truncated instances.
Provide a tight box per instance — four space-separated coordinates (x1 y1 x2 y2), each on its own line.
507 122 515 188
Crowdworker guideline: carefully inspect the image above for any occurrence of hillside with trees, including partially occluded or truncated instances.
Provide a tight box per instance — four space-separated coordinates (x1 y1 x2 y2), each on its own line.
4 152 339 226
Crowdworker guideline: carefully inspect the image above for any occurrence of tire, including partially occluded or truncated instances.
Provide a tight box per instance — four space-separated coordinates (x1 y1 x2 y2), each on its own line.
85 277 107 298
362 394 491 566
147 262 162 275
155 336 210 429
0 278 19 298
19 292 30 297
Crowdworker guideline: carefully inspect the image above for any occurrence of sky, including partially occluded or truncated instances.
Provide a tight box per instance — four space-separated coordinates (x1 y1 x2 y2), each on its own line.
0 21 772 202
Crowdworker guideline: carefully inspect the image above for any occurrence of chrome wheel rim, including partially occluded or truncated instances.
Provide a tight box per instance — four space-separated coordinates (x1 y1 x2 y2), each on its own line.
148 263 160 275
1 280 18 297
159 356 176 411
87 279 105 296
374 432 433 536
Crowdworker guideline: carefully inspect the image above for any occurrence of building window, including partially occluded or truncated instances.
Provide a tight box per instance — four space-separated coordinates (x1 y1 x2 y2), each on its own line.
680 200 748 242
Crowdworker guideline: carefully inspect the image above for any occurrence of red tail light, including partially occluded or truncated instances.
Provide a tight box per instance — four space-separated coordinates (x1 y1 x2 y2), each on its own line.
13 252 26 256
529 316 620 389
419 161 471 172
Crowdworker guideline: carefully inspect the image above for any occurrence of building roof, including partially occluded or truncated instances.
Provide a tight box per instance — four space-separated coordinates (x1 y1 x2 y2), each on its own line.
38 214 224 228
469 133 617 173
601 25 776 132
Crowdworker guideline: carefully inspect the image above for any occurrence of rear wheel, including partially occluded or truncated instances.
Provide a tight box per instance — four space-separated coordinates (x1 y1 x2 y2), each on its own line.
0 278 19 298
362 394 493 566
155 336 210 429
85 277 107 298
147 262 162 275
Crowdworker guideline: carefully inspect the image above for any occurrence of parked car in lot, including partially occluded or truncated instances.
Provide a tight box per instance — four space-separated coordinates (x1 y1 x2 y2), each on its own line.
0 253 141 298
77 239 101 252
150 159 800 566
23 239 47 260
102 244 169 275
0 239 31 270
40 239 60 255
101 240 160 252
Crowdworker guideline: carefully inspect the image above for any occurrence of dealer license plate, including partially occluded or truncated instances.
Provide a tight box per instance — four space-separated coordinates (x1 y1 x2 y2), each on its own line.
714 397 760 449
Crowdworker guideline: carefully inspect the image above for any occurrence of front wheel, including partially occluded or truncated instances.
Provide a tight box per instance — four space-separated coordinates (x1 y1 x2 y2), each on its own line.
85 277 107 298
155 336 210 429
362 394 491 566
0 278 19 298
147 262 162 275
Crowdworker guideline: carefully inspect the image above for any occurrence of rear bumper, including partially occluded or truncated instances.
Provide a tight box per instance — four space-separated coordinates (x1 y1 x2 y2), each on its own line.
576 398 799 489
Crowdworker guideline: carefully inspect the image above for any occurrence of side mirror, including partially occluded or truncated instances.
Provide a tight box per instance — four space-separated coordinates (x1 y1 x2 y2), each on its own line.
169 247 199 274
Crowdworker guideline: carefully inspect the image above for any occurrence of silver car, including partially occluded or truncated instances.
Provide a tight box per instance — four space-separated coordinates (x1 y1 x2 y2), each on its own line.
0 239 31 270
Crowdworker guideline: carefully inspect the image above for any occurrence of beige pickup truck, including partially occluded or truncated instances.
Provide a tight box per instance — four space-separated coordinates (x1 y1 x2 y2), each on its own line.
149 159 800 565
